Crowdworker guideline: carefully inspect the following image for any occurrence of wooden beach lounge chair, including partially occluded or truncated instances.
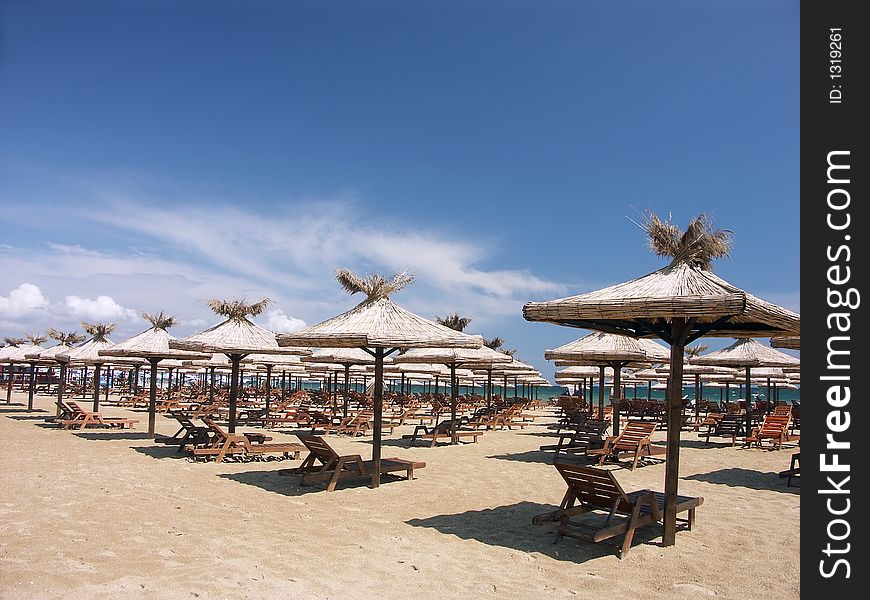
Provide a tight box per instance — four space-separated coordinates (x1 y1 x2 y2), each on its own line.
154 410 213 451
402 420 483 447
702 413 744 446
57 401 139 430
586 421 664 470
188 416 305 463
539 420 610 460
778 452 800 487
536 463 703 558
288 433 425 492
743 414 790 449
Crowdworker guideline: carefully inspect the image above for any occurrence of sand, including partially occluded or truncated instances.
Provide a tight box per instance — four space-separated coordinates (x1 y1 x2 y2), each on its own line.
0 392 799 600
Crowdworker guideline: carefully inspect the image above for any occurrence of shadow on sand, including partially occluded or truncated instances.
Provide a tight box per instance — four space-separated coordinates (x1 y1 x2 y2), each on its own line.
218 469 410 496
405 500 664 562
73 431 155 441
685 467 799 495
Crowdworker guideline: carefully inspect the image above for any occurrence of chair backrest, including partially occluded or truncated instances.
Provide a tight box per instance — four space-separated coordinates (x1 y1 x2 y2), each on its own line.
554 462 632 514
614 421 656 447
717 413 744 432
199 416 229 441
295 433 340 464
67 401 90 417
773 405 792 417
169 410 198 431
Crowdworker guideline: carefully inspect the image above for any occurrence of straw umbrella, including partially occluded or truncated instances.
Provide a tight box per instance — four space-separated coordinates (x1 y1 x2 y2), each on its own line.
391 345 512 443
691 338 800 435
0 338 26 404
544 333 669 434
99 312 210 437
300 348 376 418
523 212 800 546
3 334 47 410
277 269 483 488
170 299 311 433
25 329 87 415
770 336 800 350
56 323 121 412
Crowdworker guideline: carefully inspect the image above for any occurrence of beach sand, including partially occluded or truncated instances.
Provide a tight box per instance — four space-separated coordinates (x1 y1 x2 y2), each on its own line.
0 393 799 600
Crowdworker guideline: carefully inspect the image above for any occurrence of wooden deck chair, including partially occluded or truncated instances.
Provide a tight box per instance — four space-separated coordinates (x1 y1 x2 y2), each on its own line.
535 462 702 558
154 410 212 451
189 416 304 463
539 420 610 460
57 401 139 430
778 452 800 487
744 414 791 449
586 421 664 470
402 419 483 447
702 413 744 446
289 433 425 491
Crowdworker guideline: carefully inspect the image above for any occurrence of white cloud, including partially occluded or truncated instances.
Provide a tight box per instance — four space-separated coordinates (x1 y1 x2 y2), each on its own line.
262 309 306 333
65 295 138 321
0 283 49 317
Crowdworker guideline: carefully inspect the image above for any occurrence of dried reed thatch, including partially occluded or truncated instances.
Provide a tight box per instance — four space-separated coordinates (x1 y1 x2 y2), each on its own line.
171 298 308 356
690 337 800 368
100 311 208 361
278 270 482 350
301 348 376 365
393 346 513 368
525 212 798 339
770 336 800 350
81 322 116 341
544 332 670 364
47 329 87 346
25 333 48 346
206 298 271 321
634 210 733 271
142 311 177 331
336 269 415 301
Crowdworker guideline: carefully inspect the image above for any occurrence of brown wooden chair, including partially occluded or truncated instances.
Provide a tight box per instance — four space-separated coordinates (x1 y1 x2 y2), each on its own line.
586 420 664 470
402 419 483 447
188 416 305 463
288 433 425 492
57 401 139 430
534 462 703 558
744 414 791 449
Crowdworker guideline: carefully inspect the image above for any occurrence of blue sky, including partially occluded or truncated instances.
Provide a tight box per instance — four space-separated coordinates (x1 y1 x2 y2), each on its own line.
0 0 800 378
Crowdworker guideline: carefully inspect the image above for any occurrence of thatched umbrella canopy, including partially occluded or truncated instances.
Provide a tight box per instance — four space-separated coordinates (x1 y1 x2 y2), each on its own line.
56 323 121 411
770 336 800 350
277 269 482 488
523 212 800 547
392 345 512 438
3 334 47 410
23 329 87 414
170 299 311 432
301 348 376 418
1 338 26 403
99 312 209 436
692 337 800 428
544 332 669 433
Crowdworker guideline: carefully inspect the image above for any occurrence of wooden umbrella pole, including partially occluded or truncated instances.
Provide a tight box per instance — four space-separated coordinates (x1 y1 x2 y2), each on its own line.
105 367 111 404
745 367 753 437
92 363 102 412
450 363 459 445
598 365 605 419
56 362 67 417
694 373 701 425
343 364 351 419
228 354 241 434
486 369 493 412
265 364 273 418
663 317 689 546
148 357 160 438
612 362 623 435
27 362 36 412
371 347 385 489
4 363 12 404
